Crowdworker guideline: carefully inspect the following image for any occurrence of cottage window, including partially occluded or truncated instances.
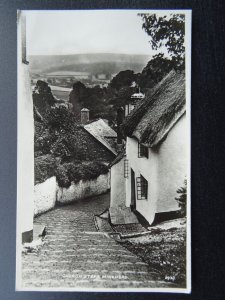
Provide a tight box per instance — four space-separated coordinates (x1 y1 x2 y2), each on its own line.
138 142 148 158
125 103 135 116
136 175 148 200
124 159 129 178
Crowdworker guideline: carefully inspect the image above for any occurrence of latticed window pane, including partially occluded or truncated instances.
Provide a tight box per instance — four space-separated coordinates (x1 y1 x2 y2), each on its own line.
136 175 148 200
138 142 149 158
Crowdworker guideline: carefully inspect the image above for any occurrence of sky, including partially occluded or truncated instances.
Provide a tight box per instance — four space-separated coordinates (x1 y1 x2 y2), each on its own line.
25 10 168 56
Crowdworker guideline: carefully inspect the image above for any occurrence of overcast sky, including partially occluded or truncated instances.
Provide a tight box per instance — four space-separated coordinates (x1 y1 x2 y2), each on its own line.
25 10 169 56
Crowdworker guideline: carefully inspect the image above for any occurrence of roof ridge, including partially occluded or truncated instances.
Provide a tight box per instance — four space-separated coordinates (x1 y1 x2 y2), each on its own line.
122 70 185 147
122 70 177 136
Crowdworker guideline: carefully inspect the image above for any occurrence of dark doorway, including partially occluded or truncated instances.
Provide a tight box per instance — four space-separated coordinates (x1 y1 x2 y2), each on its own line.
130 168 136 210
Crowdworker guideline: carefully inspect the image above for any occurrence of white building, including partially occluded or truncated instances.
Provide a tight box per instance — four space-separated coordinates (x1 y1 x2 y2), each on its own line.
46 71 90 81
125 90 145 116
110 70 187 225
17 12 34 243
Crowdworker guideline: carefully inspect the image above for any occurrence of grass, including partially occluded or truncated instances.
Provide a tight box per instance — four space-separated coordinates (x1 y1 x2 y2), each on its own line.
121 220 186 286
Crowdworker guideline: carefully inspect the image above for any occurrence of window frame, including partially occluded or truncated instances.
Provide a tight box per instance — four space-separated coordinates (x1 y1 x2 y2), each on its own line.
124 159 129 178
136 175 148 200
138 142 149 158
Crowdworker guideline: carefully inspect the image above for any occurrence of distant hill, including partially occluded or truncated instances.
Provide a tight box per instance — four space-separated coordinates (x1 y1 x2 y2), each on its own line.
28 53 151 75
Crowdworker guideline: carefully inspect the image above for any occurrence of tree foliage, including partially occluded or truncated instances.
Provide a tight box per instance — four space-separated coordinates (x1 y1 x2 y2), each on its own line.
109 86 134 108
139 13 185 69
175 179 187 216
72 81 86 96
110 70 137 90
45 105 77 132
55 161 108 188
138 53 175 88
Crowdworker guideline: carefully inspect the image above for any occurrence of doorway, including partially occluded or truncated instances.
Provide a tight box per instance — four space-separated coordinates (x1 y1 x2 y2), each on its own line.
130 168 136 210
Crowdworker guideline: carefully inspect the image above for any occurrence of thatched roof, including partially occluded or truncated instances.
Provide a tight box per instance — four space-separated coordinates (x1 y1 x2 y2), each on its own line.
84 119 118 155
122 70 185 147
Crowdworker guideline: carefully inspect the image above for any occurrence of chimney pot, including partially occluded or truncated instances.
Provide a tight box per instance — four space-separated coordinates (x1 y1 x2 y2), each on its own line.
81 108 89 124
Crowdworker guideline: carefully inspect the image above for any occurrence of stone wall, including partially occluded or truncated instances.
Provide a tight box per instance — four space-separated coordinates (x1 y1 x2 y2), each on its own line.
57 173 110 204
34 173 110 216
34 176 58 216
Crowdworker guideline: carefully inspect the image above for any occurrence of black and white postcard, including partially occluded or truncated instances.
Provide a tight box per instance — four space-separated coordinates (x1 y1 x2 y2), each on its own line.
16 9 191 293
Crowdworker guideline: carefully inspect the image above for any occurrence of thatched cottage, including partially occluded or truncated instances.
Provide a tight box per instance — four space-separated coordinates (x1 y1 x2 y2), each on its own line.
110 70 187 225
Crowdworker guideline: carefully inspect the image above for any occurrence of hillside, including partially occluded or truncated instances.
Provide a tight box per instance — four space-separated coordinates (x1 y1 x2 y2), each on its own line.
28 53 151 75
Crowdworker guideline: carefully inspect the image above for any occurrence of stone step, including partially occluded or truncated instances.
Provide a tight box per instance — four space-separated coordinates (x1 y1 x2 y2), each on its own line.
109 207 139 225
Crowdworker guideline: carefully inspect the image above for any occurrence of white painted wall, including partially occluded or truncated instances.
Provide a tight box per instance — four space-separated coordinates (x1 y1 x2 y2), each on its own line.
33 173 110 214
34 177 58 216
57 173 110 204
110 159 126 207
17 13 34 240
126 137 158 225
125 114 187 225
157 114 187 213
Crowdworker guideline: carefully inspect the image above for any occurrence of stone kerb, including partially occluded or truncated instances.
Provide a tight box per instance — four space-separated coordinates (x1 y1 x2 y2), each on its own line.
34 173 110 215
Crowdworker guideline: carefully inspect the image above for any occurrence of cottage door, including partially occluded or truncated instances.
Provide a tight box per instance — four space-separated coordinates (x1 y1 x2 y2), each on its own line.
130 169 136 210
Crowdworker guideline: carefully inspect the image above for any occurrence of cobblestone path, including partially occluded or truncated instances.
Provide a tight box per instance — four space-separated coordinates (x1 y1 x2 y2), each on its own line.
21 193 171 289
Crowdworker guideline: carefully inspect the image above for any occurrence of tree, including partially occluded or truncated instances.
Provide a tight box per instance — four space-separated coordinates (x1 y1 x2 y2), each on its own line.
46 106 77 132
109 86 134 108
139 13 185 69
110 70 137 90
72 81 86 95
138 53 174 88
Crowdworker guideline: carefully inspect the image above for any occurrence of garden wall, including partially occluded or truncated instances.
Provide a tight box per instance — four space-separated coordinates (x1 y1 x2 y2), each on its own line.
34 173 110 216
34 176 58 216
57 173 110 204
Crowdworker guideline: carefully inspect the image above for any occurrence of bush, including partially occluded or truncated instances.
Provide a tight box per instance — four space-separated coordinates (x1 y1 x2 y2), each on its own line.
35 129 57 156
175 179 187 217
34 154 56 184
45 106 77 132
55 164 71 188
56 161 108 188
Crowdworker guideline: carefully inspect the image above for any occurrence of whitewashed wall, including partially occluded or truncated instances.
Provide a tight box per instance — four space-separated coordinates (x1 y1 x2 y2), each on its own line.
34 177 58 216
125 115 187 225
17 13 34 242
57 173 110 204
110 159 126 207
33 173 110 214
126 137 158 225
157 114 187 213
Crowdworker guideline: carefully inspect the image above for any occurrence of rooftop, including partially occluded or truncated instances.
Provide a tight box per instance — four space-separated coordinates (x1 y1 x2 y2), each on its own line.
109 149 126 167
84 119 118 155
46 71 90 76
131 92 145 99
122 70 185 147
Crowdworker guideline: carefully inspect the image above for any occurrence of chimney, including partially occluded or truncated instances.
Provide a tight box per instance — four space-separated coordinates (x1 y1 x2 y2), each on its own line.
116 106 124 144
81 108 89 124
